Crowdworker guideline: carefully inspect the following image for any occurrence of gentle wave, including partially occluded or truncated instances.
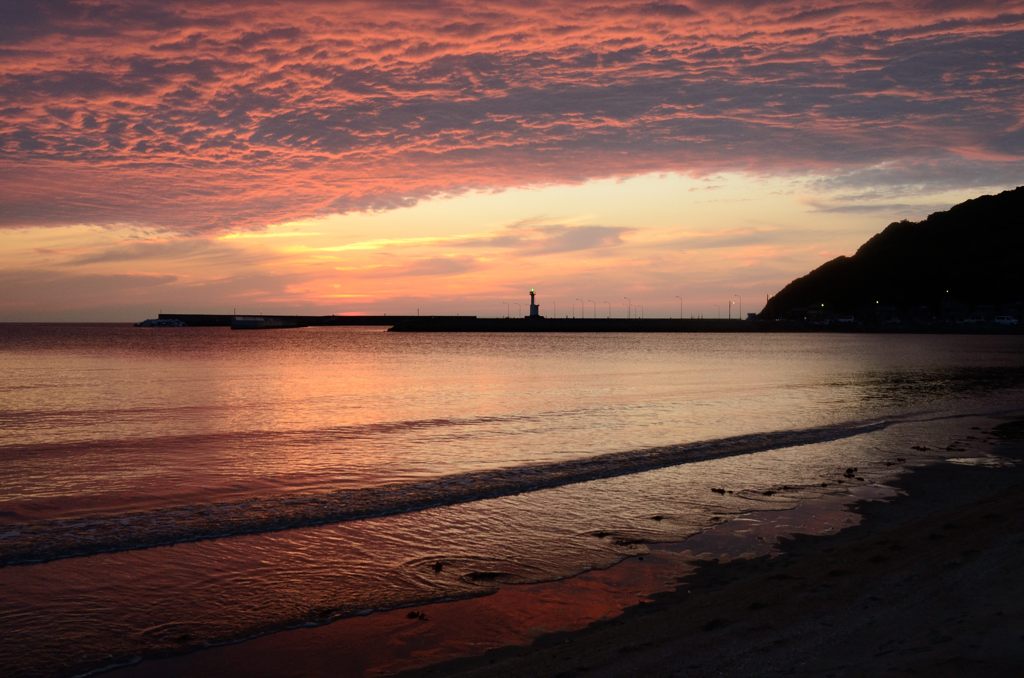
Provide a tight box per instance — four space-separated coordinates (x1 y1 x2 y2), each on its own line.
0 418 891 566
0 411 542 455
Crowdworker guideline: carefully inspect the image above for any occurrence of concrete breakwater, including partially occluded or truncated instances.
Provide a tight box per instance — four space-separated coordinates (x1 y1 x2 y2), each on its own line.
156 313 469 328
388 318 756 332
153 314 1023 333
388 317 1024 333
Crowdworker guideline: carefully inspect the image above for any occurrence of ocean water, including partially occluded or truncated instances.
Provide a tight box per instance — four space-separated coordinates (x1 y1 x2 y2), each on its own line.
1 324 1023 675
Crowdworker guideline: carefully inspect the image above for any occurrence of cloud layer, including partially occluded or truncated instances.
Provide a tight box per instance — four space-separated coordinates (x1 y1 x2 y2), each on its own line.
3 0 1022 233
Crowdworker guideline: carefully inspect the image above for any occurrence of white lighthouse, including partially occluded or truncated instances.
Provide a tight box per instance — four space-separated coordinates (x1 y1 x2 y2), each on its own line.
528 288 542 318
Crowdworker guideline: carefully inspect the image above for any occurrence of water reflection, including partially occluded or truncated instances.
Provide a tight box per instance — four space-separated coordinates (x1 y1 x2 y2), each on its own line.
1 325 1024 674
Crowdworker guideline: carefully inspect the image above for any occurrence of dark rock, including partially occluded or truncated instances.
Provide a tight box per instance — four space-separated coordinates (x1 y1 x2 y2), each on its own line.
702 617 732 632
468 571 503 582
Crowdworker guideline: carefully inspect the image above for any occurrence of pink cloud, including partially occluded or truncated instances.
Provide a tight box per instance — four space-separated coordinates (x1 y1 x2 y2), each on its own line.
1 0 1022 233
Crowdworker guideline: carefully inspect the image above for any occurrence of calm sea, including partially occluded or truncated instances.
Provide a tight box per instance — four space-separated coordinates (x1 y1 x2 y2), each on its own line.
2 324 1023 675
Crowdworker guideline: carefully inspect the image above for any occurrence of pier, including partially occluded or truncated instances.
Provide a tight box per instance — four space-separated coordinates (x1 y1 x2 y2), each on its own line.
388 318 758 332
153 312 1023 334
157 313 470 328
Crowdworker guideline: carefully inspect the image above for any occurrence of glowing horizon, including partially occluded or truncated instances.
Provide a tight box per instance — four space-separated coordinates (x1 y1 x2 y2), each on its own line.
2 1 1022 320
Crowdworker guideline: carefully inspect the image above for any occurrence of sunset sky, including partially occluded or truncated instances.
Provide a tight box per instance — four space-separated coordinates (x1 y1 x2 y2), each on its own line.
2 1 1022 321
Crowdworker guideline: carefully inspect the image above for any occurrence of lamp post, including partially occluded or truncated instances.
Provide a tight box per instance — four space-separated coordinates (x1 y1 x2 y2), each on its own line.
728 298 732 320
624 297 631 319
604 301 610 318
576 298 584 319
733 293 742 320
675 295 682 320
504 302 510 318
588 299 596 318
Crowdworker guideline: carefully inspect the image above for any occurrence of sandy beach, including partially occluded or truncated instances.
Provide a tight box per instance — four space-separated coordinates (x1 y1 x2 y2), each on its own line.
111 415 1024 678
411 419 1024 677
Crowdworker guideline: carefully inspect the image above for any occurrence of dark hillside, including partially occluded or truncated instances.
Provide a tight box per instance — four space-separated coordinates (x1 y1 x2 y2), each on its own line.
761 187 1024 321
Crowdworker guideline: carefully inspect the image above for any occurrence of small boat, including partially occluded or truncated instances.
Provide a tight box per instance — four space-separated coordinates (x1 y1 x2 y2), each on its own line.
134 318 187 327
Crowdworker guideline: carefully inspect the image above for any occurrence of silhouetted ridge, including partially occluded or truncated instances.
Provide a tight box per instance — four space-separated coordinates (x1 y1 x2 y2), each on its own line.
761 187 1024 322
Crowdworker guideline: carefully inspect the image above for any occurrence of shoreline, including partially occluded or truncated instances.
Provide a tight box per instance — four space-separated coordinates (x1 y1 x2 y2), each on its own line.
411 419 1024 676
109 416 1024 677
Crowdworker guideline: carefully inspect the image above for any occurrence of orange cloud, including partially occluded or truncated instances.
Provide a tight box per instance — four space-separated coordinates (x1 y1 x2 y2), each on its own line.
0 0 1021 235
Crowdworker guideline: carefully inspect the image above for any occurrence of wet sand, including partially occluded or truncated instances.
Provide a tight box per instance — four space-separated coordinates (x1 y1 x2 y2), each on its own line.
111 419 1024 677
411 420 1024 677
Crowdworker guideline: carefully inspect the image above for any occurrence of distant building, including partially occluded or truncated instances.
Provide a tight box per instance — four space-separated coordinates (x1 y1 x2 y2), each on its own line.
528 288 542 318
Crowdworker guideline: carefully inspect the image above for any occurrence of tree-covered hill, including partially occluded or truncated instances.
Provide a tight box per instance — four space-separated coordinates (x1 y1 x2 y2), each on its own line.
761 187 1024 321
